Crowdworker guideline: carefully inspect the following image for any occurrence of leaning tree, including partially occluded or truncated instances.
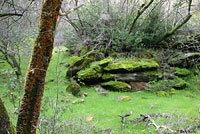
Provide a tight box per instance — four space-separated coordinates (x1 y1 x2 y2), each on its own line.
15 0 63 133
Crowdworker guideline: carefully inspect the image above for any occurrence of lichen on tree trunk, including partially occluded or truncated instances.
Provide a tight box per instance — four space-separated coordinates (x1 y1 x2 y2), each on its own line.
0 98 15 134
16 0 63 133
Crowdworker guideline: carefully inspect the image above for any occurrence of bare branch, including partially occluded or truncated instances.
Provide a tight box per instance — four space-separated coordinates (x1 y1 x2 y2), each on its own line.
0 13 23 17
59 4 84 16
128 0 154 34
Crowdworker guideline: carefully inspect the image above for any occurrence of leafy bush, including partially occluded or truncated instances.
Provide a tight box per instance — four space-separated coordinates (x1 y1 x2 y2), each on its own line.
63 0 187 54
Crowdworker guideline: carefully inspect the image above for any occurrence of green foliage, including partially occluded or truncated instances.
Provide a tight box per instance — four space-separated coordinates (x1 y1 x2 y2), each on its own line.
64 0 169 53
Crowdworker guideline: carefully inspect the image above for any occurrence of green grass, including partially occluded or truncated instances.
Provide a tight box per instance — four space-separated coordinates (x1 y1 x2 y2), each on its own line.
0 47 200 133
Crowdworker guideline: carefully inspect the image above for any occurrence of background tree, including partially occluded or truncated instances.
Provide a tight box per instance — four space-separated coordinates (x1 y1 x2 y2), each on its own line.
0 98 15 134
0 0 41 78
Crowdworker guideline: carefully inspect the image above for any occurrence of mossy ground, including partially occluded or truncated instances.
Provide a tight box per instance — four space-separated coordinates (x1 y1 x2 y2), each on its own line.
0 47 200 133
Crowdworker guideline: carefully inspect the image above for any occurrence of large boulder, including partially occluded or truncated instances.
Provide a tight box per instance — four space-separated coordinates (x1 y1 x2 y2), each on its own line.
66 51 104 77
101 81 131 92
66 81 80 96
169 52 200 68
104 58 159 73
76 65 102 84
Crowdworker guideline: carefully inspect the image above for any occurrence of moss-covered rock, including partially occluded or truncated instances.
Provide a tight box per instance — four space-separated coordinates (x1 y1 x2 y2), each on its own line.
104 58 159 73
66 57 94 77
66 56 81 67
72 99 84 104
115 96 131 101
173 81 189 90
102 74 115 81
169 52 200 68
175 68 191 76
169 88 177 95
98 58 112 66
101 81 131 92
66 51 104 77
157 91 167 96
66 81 80 96
76 66 102 84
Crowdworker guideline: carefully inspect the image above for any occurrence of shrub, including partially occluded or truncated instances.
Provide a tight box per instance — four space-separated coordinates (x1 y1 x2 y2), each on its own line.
64 0 170 54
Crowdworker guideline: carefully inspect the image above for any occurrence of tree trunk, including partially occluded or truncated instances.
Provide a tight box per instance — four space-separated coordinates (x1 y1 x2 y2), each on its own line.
0 98 15 134
16 0 63 133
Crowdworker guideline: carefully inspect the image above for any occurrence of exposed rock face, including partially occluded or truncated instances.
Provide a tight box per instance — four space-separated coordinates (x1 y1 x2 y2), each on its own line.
101 81 131 92
129 82 148 91
169 52 200 68
66 81 80 96
114 71 161 82
104 58 159 73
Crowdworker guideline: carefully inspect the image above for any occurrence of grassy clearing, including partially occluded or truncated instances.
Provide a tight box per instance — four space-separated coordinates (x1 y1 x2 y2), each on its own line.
0 47 200 133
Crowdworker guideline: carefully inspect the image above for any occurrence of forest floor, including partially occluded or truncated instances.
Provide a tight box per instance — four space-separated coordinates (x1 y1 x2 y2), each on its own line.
0 46 200 134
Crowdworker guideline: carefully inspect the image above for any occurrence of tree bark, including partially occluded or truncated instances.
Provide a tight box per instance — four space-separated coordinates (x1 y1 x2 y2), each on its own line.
0 98 15 134
16 0 63 133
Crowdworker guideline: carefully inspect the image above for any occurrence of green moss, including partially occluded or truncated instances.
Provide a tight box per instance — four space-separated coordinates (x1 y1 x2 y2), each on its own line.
104 58 159 72
66 56 81 67
169 88 177 95
66 57 94 77
98 58 112 66
120 96 131 101
101 81 131 92
157 91 167 96
77 66 102 83
174 81 189 89
175 68 191 76
102 74 115 81
66 81 80 96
